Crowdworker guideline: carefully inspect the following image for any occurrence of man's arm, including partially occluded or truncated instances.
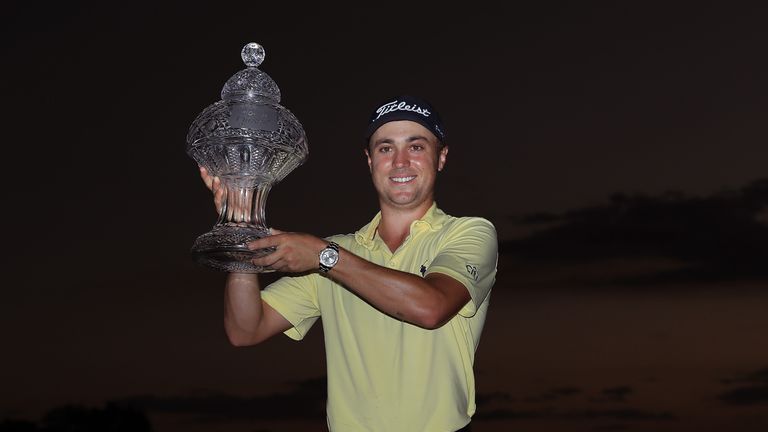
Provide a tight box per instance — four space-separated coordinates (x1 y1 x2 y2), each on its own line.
332 253 470 329
248 232 470 330
199 167 294 346
224 273 293 346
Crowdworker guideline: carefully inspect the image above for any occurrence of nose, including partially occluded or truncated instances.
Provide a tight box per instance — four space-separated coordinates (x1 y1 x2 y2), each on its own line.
393 149 410 168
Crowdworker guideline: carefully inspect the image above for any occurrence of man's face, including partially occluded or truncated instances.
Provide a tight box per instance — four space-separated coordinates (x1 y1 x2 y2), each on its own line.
366 120 448 212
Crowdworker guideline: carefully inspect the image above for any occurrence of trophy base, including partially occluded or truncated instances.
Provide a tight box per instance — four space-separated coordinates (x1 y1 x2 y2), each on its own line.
191 224 276 273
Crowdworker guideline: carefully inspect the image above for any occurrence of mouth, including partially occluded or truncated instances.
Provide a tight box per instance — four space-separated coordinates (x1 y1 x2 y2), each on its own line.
390 175 417 184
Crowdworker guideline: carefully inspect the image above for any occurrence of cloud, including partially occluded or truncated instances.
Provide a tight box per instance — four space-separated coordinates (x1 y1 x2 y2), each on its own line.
561 409 676 421
476 408 552 420
501 178 768 284
476 386 676 425
476 391 514 405
718 386 768 406
589 386 633 403
475 408 675 421
719 367 768 406
115 377 327 422
591 424 629 431
722 368 768 384
0 403 152 432
0 419 38 432
520 387 583 403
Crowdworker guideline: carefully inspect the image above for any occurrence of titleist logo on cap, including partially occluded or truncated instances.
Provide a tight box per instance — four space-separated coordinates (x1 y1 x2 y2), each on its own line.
374 100 432 121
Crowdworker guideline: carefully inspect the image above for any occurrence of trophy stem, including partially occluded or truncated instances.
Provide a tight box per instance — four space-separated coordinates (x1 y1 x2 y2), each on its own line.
191 180 276 273
216 179 272 229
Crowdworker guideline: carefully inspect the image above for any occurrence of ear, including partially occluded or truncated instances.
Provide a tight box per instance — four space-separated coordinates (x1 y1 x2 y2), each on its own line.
437 146 448 172
365 148 372 173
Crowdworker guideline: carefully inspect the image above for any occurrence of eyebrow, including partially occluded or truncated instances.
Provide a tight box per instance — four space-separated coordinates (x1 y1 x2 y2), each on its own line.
406 135 430 143
372 135 431 147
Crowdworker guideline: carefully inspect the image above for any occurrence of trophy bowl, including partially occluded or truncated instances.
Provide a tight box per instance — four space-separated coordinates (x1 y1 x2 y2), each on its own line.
187 42 308 273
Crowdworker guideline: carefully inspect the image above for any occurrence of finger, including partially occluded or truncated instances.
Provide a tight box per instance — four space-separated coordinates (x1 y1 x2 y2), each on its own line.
269 228 284 235
247 236 280 251
251 250 283 268
240 187 253 223
214 183 225 215
200 166 214 190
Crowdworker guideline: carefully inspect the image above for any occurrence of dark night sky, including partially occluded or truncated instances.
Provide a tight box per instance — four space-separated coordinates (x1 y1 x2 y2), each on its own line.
2 3 768 431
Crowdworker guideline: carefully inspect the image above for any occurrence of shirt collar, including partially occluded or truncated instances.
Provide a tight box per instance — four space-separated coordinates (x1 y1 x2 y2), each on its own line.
354 202 446 250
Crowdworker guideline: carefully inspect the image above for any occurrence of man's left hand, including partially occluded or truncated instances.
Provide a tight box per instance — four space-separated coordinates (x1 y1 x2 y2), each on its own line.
248 229 328 273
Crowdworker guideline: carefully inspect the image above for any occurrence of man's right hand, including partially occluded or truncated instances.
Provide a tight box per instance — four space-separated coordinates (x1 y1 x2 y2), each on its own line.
201 166 293 345
199 166 225 216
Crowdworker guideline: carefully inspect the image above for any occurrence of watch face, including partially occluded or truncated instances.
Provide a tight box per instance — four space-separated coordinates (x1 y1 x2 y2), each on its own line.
320 248 339 267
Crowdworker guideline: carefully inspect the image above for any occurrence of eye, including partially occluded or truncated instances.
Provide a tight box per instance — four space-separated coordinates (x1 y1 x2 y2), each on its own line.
378 145 393 153
410 144 424 151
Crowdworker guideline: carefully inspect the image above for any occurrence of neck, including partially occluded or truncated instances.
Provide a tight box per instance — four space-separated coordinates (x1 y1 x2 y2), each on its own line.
376 200 434 253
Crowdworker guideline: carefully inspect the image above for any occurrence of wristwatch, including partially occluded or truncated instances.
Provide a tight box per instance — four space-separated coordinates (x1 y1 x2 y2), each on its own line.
319 241 340 273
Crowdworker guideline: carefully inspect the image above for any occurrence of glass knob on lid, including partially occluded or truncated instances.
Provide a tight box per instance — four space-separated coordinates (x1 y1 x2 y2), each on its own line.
241 42 265 67
220 42 281 103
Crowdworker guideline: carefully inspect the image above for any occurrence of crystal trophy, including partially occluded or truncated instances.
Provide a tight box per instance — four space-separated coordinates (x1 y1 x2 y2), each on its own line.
187 42 308 273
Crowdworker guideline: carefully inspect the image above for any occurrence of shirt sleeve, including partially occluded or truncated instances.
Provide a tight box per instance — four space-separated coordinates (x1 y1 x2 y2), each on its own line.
425 217 498 317
260 273 321 340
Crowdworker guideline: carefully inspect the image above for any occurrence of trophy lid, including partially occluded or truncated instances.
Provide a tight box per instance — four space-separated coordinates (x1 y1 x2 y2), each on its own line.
187 42 308 184
220 42 282 102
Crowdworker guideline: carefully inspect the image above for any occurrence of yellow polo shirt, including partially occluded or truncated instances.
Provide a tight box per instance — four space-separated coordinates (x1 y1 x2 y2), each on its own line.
261 203 497 432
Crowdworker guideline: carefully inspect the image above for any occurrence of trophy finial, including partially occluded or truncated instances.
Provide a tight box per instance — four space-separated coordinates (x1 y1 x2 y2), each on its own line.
241 42 265 68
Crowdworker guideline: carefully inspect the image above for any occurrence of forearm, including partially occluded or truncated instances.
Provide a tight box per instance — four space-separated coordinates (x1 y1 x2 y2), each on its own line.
224 272 265 345
245 232 471 329
328 249 468 329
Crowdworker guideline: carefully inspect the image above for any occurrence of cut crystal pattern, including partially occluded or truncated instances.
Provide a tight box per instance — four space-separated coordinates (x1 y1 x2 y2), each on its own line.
187 42 308 273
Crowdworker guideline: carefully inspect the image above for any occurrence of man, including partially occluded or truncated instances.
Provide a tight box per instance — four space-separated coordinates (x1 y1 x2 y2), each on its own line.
201 95 498 431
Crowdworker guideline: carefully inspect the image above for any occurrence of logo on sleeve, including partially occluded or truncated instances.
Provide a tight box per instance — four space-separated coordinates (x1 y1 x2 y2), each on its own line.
466 264 479 281
419 259 432 277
